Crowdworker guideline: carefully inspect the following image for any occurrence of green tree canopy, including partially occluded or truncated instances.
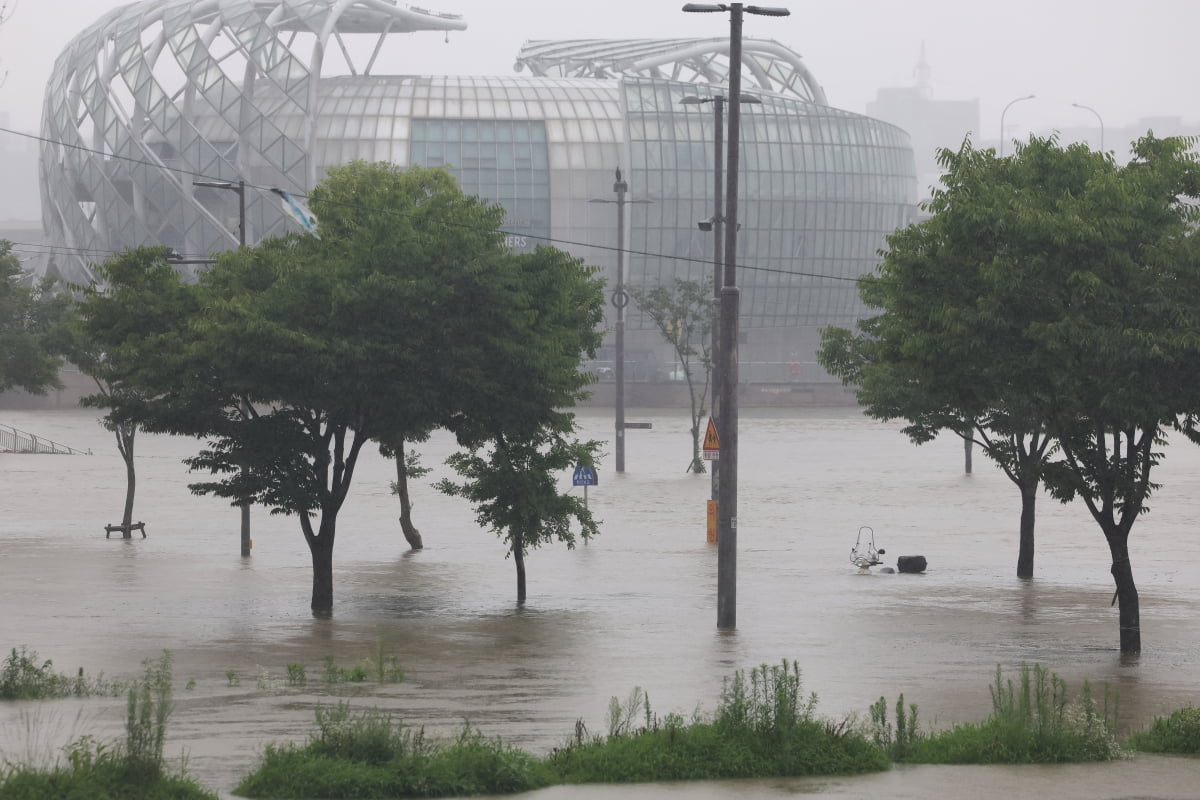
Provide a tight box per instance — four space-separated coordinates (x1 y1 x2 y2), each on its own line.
820 134 1200 652
69 246 201 533
0 241 64 396
84 163 605 615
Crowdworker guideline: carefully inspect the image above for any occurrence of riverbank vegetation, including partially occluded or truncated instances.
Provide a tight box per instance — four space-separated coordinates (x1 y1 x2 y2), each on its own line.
7 652 1200 799
1126 705 1200 754
0 652 216 799
0 647 124 700
869 664 1121 763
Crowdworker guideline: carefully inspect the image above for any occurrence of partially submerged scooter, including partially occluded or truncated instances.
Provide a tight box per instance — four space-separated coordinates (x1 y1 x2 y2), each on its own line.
850 526 885 573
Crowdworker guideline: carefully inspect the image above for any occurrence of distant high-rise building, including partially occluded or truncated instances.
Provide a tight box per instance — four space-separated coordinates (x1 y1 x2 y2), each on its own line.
866 45 979 201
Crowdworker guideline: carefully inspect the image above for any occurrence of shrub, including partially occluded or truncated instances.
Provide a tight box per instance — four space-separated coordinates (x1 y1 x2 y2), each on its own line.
881 664 1122 764
1127 705 1200 753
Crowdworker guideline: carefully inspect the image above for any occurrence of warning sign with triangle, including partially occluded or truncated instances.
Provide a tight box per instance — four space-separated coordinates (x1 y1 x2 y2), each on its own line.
702 417 720 460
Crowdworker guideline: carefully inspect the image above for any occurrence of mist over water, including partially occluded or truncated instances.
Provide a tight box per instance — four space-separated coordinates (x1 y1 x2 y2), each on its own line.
2 407 1199 798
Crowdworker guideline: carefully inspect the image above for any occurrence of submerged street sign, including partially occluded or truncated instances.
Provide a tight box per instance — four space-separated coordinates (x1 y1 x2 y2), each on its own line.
702 417 720 460
572 464 598 486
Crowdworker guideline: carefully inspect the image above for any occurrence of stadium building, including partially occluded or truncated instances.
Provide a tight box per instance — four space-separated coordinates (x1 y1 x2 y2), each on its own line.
40 0 917 398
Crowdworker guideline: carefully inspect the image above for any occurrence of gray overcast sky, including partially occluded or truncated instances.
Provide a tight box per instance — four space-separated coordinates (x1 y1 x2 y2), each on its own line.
3 0 1199 151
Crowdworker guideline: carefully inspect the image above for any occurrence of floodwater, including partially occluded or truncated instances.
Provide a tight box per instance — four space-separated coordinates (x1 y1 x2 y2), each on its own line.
1 406 1199 800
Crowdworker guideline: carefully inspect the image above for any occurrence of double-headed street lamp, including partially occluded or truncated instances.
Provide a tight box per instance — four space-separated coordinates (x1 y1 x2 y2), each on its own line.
192 179 252 558
999 94 1035 157
1071 102 1105 152
684 2 789 630
680 91 760 503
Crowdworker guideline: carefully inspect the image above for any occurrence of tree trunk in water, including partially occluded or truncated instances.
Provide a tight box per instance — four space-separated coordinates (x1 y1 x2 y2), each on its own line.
394 445 423 549
1016 482 1036 579
309 523 335 617
116 424 136 537
514 545 526 605
1108 533 1141 652
689 419 706 474
963 437 972 474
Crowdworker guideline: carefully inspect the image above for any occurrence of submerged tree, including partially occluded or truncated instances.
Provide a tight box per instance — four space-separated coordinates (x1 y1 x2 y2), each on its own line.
71 247 199 537
633 277 713 473
436 242 605 603
821 134 1200 653
439 428 600 604
819 139 1064 579
381 436 429 550
108 162 606 615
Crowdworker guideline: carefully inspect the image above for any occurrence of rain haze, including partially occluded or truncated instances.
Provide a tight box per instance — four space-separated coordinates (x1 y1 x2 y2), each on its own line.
2 0 1199 143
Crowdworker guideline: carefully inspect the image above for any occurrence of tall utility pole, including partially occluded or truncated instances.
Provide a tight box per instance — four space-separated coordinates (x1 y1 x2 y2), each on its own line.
193 179 252 558
709 98 723 502
682 91 760 501
590 168 648 473
684 2 789 630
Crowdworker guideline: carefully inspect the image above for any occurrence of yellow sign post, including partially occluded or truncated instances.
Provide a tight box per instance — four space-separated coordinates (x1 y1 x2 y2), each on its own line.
707 499 717 543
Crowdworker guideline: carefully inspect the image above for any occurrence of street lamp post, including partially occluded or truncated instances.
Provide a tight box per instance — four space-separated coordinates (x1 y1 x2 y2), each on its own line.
1071 102 1104 152
193 179 252 558
684 2 789 630
681 91 760 502
999 94 1035 156
589 169 649 473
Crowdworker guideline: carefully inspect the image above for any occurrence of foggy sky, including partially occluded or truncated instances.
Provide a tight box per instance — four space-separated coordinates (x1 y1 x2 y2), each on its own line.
2 0 1199 152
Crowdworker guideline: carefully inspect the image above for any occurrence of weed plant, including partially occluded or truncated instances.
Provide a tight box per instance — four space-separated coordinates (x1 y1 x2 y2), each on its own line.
286 664 307 687
0 647 121 700
868 694 921 761
316 640 405 688
1126 706 1200 753
364 636 405 683
872 664 1121 764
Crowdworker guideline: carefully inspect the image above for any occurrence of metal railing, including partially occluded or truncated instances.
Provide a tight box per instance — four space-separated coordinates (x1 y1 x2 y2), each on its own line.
0 424 91 455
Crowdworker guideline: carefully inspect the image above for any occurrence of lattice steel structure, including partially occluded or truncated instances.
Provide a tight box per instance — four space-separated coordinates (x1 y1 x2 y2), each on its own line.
41 2 917 379
40 0 466 282
514 37 828 105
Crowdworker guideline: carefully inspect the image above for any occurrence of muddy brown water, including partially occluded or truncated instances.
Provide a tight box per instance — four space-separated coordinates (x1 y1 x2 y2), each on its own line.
1 407 1198 799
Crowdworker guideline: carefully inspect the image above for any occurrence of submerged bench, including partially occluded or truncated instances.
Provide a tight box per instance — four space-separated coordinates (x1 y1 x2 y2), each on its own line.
105 522 147 539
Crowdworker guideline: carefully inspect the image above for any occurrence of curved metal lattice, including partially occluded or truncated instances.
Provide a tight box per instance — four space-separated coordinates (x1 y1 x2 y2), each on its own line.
40 0 466 284
513 38 828 105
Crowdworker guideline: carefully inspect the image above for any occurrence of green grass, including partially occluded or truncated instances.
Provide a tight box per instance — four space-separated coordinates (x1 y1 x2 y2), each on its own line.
234 704 550 799
1126 705 1200 753
870 664 1122 764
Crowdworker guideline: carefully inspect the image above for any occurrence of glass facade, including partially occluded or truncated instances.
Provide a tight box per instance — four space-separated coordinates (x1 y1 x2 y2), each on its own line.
623 77 916 331
39 0 918 381
410 119 551 254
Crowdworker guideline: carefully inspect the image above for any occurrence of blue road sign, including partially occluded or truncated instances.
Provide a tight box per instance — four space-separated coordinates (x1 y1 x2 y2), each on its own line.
572 464 598 486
